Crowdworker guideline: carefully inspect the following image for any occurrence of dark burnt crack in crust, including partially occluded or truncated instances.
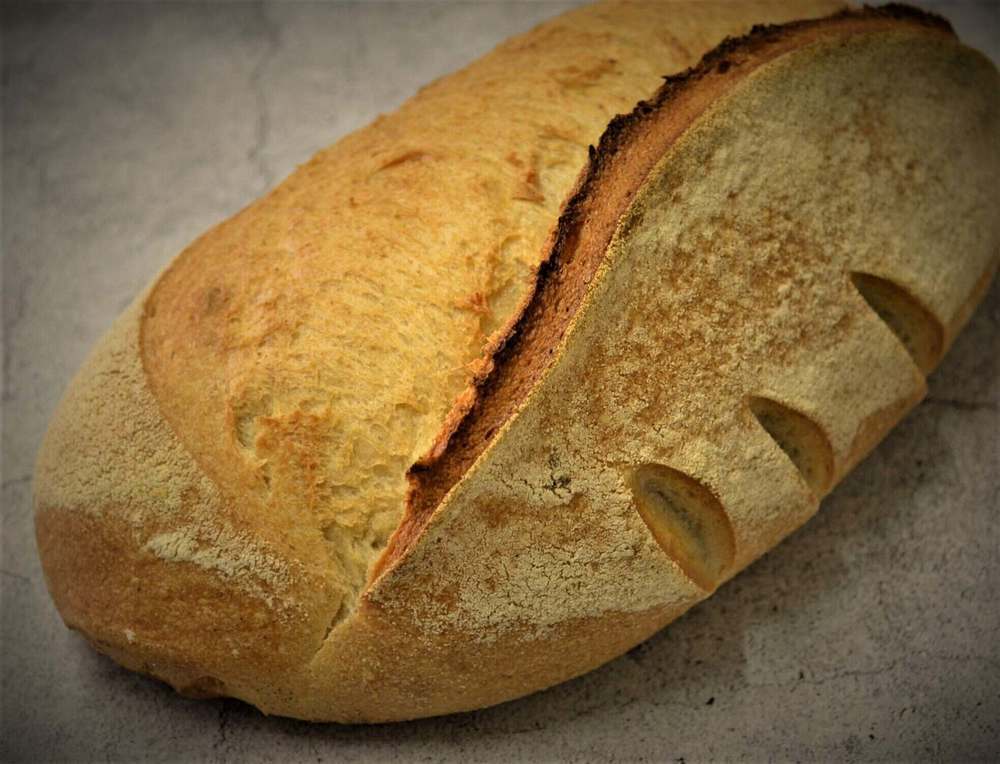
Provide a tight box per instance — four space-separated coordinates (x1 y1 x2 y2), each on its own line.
373 4 955 581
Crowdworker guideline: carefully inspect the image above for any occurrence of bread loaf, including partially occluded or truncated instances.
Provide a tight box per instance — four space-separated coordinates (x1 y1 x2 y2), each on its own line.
34 0 999 722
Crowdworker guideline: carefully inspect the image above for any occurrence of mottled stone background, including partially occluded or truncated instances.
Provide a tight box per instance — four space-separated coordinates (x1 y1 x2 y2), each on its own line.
2 1 997 761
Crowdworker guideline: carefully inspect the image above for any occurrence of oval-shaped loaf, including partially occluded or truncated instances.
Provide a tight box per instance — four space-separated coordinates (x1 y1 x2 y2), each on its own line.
34 0 998 722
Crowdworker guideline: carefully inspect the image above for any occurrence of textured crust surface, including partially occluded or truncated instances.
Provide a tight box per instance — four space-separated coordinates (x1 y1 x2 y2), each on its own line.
392 3 957 566
34 0 999 723
35 0 844 715
358 9 998 721
33 298 338 709
139 0 845 622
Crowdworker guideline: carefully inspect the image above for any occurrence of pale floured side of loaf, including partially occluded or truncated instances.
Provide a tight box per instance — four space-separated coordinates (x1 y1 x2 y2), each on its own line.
34 296 339 699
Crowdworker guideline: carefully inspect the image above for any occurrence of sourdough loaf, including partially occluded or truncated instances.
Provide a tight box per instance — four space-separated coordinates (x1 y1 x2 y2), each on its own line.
34 0 999 722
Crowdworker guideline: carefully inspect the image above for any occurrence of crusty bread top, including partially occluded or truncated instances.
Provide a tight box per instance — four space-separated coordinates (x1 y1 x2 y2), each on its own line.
364 2 997 657
330 9 997 718
134 0 847 617
391 3 957 573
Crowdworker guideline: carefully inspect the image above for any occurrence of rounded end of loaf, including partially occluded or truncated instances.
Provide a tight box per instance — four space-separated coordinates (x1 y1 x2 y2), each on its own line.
33 296 344 716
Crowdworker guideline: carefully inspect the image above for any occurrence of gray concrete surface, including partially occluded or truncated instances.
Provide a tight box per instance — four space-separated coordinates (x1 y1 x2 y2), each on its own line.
2 1 998 761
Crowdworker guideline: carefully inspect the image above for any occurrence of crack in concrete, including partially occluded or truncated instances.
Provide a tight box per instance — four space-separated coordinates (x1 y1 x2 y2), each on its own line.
914 650 1000 672
212 702 230 754
2 266 32 405
923 396 998 413
1 568 32 584
482 691 698 737
742 649 1000 696
746 661 901 691
2 474 32 491
247 1 280 193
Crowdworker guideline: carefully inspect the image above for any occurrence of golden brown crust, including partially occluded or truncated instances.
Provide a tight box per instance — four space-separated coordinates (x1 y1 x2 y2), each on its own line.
386 3 955 576
34 296 341 707
33 0 999 723
136 0 845 619
358 8 997 721
35 505 319 704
